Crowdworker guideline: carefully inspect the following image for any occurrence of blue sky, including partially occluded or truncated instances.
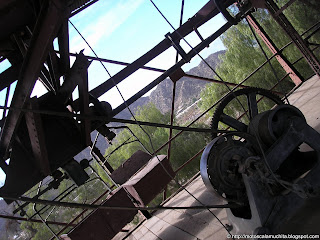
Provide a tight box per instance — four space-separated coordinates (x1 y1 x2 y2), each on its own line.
0 0 226 186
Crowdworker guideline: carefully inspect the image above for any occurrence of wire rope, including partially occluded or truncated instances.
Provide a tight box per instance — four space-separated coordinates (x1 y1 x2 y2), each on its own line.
69 6 236 238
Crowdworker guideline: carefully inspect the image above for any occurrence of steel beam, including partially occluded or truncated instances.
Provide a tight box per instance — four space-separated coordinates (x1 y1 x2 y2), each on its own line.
0 0 65 163
185 73 250 88
78 63 91 146
91 146 114 173
112 22 233 116
246 14 303 86
64 52 166 73
87 0 234 99
266 0 320 77
25 99 51 176
0 64 20 92
57 19 70 76
0 214 76 227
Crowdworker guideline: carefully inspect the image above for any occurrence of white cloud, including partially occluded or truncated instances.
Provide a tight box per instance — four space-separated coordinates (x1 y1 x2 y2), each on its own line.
70 0 144 54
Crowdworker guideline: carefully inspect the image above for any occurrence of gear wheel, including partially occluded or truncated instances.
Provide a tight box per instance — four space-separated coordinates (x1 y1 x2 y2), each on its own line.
211 87 284 139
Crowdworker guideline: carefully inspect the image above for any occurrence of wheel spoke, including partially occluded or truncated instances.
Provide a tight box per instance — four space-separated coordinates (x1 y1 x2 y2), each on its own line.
220 113 247 132
247 92 258 119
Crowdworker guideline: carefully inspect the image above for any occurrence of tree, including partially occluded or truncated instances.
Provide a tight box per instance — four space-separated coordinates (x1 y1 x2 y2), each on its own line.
200 0 320 115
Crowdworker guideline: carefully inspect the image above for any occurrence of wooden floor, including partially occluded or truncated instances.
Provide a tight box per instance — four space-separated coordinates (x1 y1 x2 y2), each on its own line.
115 75 320 240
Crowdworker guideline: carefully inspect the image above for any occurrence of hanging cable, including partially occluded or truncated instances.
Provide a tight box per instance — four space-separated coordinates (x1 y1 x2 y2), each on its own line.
69 16 237 238
149 0 250 123
147 0 307 236
1 194 239 210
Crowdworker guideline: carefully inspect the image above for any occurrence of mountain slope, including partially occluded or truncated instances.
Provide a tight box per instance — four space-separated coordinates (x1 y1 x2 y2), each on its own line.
115 50 225 120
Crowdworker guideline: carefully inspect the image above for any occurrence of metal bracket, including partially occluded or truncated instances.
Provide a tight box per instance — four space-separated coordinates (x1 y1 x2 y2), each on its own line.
165 33 190 62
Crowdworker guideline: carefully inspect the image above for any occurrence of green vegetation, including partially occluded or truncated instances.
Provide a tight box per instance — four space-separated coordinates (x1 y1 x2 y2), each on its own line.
105 103 210 191
104 103 210 206
18 173 109 240
200 0 320 114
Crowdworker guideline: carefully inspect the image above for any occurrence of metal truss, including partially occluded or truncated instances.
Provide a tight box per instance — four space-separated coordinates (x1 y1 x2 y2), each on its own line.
0 0 319 238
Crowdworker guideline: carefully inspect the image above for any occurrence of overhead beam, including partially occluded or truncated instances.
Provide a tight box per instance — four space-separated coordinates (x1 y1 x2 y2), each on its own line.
25 99 51 176
57 19 70 76
78 63 91 146
266 0 320 77
112 22 233 116
0 0 65 164
246 14 303 86
0 64 20 91
87 0 234 99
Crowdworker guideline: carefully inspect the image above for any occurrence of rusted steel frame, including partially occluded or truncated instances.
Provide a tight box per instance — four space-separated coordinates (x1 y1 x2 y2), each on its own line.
0 214 76 226
112 22 233 116
174 147 205 174
232 23 320 88
274 0 297 17
166 1 191 201
247 14 303 86
65 52 166 73
113 26 286 118
111 118 212 133
185 73 250 88
150 59 270 156
266 0 320 77
0 0 65 164
277 20 320 55
175 0 185 63
0 64 20 92
92 146 114 173
57 19 70 76
48 189 116 240
4 194 237 210
88 0 230 99
167 81 177 163
78 64 91 146
292 45 320 65
305 29 320 42
25 99 51 175
0 106 211 133
164 80 177 201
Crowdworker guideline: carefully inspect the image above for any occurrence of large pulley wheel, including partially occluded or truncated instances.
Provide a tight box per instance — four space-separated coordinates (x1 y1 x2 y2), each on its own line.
200 132 260 204
211 87 284 139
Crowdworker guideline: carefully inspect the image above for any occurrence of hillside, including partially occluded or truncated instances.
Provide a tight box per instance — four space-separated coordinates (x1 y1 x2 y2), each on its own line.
115 50 225 120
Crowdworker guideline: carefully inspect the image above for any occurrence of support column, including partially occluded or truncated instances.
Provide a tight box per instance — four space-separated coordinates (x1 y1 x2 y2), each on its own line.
247 14 303 86
265 0 320 78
